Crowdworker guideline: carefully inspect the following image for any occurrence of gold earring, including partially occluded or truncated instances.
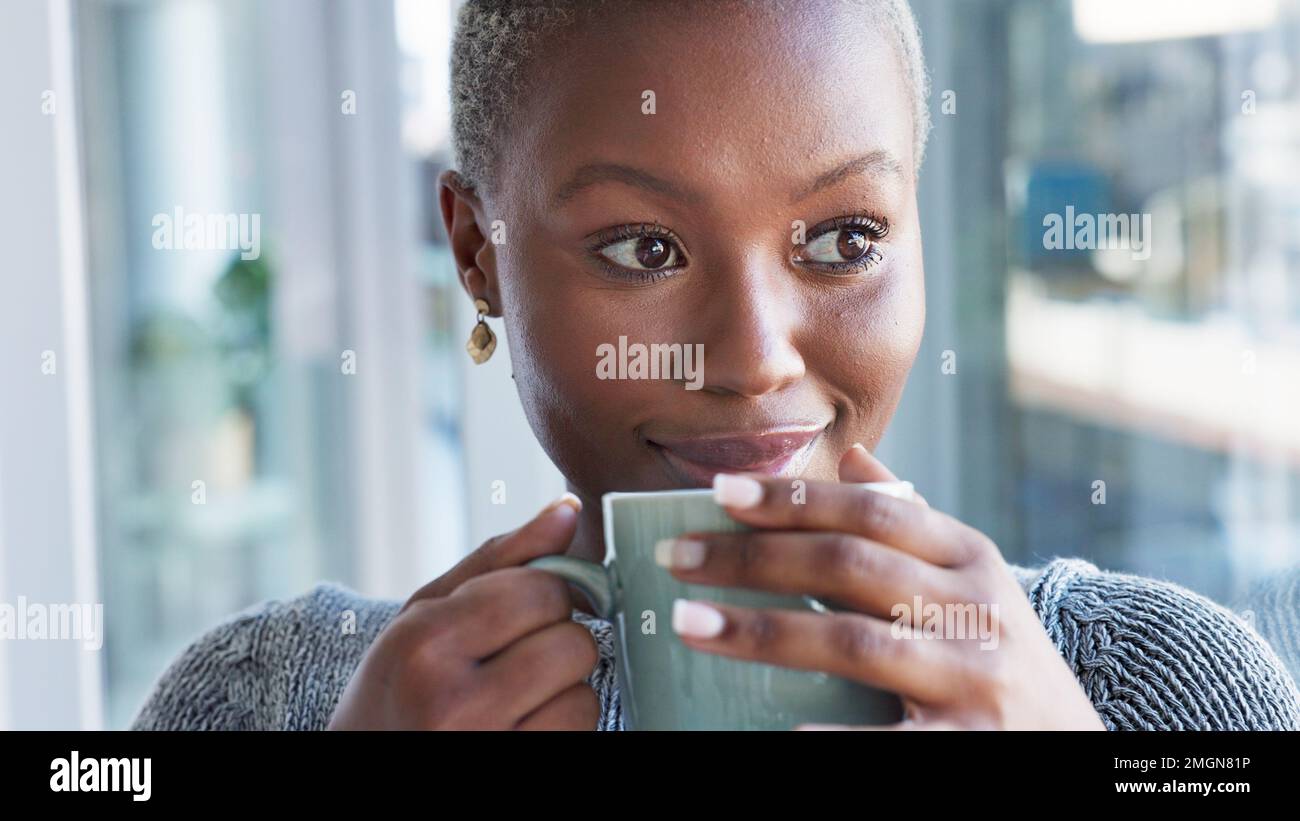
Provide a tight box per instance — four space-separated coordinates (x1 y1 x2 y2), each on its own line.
466 298 497 364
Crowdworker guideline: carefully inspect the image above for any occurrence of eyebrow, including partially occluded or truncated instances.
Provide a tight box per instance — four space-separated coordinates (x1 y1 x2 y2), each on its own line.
550 149 906 207
552 163 704 206
792 150 907 203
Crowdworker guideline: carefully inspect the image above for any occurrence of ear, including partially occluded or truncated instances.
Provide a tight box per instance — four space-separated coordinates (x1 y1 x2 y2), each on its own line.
438 169 502 316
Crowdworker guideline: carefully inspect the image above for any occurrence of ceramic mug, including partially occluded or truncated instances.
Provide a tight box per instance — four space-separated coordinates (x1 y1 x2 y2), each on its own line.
526 482 911 730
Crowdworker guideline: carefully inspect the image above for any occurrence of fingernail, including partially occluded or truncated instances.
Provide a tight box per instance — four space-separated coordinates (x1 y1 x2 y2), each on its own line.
713 473 763 508
672 599 725 638
864 481 914 501
851 442 870 455
654 538 707 569
542 492 582 516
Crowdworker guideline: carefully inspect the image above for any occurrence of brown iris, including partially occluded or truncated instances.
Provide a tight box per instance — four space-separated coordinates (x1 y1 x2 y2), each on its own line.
837 229 868 261
635 237 671 268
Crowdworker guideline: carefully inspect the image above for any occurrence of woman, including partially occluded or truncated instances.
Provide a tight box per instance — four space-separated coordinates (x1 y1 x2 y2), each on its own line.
132 0 1300 731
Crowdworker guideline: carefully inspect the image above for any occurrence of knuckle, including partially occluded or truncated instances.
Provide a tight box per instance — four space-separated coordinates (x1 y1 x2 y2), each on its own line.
957 526 998 564
450 570 491 599
478 532 508 554
818 534 873 583
740 610 781 651
400 578 444 609
854 491 899 538
457 568 568 620
735 534 764 576
963 564 1001 602
828 616 889 667
423 671 483 728
559 622 600 673
413 605 462 651
387 600 455 655
962 652 1015 721
393 645 472 723
401 620 461 675
988 658 1016 702
364 607 494 729
785 488 814 525
519 570 573 619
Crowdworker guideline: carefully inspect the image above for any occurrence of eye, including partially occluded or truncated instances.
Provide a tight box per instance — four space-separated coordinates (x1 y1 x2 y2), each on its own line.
794 215 889 274
588 222 688 283
802 228 872 263
599 235 683 271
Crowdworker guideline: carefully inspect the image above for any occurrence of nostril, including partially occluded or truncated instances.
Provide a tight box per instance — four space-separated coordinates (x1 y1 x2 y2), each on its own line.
697 338 805 397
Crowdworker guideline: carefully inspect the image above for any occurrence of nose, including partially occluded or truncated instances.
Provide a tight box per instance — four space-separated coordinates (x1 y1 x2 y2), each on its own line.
695 260 806 397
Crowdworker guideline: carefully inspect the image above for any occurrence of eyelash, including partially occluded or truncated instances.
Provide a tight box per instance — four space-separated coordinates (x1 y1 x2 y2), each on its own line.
585 213 891 283
794 213 890 275
585 222 687 284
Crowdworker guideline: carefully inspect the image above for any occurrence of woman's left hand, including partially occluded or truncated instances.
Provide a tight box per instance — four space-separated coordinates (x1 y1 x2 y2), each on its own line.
660 444 1106 730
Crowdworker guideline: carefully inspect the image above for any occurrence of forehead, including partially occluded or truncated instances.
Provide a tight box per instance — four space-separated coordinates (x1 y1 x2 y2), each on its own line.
497 1 916 210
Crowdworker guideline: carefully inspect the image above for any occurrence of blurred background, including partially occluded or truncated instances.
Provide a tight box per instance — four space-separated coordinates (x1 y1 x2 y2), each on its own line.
1 0 1297 729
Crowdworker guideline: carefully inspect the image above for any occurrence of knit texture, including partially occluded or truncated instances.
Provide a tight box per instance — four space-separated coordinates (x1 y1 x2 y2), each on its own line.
1236 565 1300 688
130 558 1300 731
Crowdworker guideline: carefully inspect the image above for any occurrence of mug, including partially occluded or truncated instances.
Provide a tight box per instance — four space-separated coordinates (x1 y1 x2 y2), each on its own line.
525 483 910 730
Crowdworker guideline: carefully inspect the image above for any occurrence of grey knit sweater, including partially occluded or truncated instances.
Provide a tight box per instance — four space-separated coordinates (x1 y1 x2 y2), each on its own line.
1239 566 1300 689
130 557 1300 730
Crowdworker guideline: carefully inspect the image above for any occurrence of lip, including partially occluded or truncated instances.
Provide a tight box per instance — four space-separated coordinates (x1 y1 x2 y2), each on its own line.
646 425 826 488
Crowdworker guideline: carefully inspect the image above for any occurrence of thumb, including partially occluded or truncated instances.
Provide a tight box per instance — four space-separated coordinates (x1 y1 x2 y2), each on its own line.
838 444 927 506
477 492 583 569
410 493 581 602
838 443 898 483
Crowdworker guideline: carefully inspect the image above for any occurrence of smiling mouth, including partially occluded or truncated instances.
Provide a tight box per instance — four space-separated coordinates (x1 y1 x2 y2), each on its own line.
646 426 826 488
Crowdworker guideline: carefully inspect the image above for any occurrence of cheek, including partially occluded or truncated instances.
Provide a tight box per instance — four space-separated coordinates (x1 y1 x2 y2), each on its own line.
509 303 637 422
494 249 663 480
819 253 925 409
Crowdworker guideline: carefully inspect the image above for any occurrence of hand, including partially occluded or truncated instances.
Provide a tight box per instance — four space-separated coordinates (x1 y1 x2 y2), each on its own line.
327 494 601 730
658 445 1106 730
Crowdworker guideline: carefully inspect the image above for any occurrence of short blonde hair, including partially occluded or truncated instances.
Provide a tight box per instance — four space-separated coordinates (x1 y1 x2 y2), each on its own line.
450 0 931 198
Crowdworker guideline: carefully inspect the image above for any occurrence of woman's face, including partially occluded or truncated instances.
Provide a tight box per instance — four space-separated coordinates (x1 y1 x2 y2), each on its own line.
448 1 924 500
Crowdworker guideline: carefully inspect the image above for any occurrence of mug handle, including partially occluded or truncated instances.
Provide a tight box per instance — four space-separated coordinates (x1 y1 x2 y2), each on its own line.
526 556 615 620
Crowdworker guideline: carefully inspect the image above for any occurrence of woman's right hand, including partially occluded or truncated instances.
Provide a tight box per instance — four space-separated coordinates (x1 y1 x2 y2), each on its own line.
326 493 601 730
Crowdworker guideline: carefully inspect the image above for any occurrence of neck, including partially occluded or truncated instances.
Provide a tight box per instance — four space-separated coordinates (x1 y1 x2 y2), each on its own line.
567 497 606 563
562 489 607 616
